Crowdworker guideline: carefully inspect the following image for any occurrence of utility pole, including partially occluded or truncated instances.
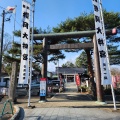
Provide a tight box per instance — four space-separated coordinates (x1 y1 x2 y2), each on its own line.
0 10 5 78
13 5 17 44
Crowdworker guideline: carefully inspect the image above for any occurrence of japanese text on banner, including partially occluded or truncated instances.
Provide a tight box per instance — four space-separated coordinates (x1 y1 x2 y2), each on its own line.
92 0 111 85
18 1 30 84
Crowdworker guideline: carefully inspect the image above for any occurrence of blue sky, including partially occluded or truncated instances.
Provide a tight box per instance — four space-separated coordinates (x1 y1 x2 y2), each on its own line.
0 0 120 71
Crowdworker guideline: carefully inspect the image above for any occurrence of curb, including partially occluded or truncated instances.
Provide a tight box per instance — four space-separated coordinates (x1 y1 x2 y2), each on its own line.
103 108 120 112
10 105 20 120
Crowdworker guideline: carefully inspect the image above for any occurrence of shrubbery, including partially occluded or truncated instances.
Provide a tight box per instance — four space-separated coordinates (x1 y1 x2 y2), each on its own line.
78 86 89 92
104 88 120 95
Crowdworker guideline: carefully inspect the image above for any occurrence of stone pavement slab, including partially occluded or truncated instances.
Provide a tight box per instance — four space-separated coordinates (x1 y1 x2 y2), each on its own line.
23 107 120 120
16 82 120 120
16 95 120 120
1 82 120 120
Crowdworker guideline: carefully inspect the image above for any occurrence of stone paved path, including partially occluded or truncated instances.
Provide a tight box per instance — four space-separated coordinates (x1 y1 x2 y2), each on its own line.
17 83 120 120
23 107 120 120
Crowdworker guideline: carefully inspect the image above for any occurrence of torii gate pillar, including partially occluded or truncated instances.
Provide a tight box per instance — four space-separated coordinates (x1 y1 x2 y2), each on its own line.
93 35 103 102
42 37 48 78
40 37 48 101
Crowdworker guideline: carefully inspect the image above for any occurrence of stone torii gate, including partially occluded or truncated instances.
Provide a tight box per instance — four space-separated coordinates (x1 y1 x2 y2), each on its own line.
33 29 116 102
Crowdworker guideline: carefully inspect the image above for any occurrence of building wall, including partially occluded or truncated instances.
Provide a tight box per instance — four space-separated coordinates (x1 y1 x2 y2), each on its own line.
0 77 10 87
64 74 76 83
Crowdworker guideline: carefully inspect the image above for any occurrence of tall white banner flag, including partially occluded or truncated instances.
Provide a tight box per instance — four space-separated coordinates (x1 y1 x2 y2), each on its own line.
18 1 30 84
92 0 111 85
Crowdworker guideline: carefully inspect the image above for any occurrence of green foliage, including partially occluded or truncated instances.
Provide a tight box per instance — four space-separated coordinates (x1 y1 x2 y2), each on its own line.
103 11 120 29
53 13 95 32
13 30 21 37
3 42 21 62
104 88 120 95
3 42 21 75
53 10 120 65
78 86 89 92
13 27 66 63
13 27 49 37
111 67 120 75
3 10 120 75
75 51 87 68
4 27 66 74
62 61 75 67
4 64 12 76
32 62 41 72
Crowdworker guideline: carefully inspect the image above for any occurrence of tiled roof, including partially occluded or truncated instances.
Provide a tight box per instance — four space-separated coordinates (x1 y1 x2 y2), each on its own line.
56 67 85 74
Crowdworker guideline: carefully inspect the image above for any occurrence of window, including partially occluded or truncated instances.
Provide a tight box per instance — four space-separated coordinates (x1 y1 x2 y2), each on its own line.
3 78 9 82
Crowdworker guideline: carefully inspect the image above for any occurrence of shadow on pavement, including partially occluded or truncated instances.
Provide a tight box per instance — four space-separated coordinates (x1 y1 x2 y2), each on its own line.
18 107 25 120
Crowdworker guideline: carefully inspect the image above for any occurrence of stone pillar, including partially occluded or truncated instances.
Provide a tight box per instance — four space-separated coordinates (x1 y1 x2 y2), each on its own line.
9 62 18 103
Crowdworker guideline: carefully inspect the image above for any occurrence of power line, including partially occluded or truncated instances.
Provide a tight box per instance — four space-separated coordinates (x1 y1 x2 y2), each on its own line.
0 5 5 10
11 14 21 27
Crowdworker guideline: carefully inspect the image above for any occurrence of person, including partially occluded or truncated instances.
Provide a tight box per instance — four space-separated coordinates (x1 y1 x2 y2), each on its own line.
59 73 65 92
64 78 66 83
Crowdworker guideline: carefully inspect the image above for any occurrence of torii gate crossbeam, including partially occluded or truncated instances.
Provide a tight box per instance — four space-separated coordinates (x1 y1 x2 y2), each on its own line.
33 29 116 40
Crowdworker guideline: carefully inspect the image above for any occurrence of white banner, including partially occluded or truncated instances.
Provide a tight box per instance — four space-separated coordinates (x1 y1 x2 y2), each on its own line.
92 0 111 85
18 1 30 84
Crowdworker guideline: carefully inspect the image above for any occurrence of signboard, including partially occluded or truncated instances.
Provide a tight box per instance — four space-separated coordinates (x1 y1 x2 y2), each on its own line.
40 78 46 96
75 75 80 86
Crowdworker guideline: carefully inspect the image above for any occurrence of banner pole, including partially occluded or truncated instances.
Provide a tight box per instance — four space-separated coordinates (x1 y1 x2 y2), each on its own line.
111 84 117 110
28 0 35 107
99 0 117 110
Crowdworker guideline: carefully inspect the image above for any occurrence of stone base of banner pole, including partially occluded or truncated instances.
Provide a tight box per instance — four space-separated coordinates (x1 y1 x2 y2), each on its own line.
95 101 107 105
26 105 35 109
39 96 47 103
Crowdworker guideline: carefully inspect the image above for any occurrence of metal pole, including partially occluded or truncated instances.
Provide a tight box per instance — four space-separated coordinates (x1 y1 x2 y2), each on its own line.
111 84 117 110
13 5 17 43
0 10 5 78
28 0 35 107
99 0 116 109
12 6 17 58
57 58 59 80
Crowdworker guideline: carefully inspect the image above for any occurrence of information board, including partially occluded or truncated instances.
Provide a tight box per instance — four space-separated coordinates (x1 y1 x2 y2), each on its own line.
40 78 46 96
